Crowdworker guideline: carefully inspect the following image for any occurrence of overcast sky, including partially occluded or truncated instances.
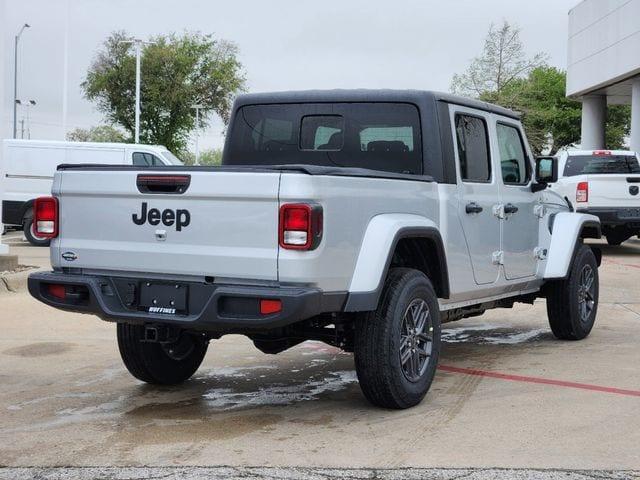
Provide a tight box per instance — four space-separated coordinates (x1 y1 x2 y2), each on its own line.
2 0 579 151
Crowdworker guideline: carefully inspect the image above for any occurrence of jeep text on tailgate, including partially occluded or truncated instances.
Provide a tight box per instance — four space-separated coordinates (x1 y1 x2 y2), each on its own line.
29 90 602 409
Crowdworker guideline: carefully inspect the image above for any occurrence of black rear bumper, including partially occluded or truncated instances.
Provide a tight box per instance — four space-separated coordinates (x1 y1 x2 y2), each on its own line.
577 207 640 228
28 271 346 333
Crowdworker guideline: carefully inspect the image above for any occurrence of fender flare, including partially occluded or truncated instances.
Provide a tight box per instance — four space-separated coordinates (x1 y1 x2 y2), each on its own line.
544 212 601 279
344 214 449 312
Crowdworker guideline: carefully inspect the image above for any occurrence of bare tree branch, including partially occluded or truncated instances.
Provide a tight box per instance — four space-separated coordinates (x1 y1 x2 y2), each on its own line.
450 21 548 98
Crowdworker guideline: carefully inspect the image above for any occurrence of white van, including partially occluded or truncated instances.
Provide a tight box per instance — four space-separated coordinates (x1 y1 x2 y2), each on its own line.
0 139 183 245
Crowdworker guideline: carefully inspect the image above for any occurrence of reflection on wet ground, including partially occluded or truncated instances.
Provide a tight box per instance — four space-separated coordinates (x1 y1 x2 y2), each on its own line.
1 323 554 433
441 323 552 345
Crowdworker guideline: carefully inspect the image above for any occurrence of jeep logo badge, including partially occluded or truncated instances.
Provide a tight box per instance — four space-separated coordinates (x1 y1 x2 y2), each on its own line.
61 251 78 262
132 202 191 231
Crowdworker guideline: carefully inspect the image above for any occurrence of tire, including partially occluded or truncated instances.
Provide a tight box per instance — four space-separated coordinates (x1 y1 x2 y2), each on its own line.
605 228 632 246
354 268 441 409
546 245 599 341
117 324 208 385
23 212 51 247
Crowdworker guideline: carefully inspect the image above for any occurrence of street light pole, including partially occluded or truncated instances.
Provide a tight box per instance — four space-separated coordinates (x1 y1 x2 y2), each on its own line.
25 100 36 139
13 23 30 139
134 40 141 143
191 105 205 165
119 38 154 144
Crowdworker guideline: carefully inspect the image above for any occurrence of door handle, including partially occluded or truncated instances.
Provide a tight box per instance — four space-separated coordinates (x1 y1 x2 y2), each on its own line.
504 203 519 214
465 202 484 214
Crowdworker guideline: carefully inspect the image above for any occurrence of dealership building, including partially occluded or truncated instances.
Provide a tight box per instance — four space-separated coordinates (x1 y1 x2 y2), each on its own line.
568 0 640 151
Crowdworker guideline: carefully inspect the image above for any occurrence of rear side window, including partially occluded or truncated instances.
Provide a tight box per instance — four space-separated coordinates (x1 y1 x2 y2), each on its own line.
563 155 640 176
225 103 422 174
455 114 491 182
497 123 530 185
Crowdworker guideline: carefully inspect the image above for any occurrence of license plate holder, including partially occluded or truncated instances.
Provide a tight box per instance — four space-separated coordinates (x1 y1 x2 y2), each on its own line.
619 208 640 219
139 282 188 313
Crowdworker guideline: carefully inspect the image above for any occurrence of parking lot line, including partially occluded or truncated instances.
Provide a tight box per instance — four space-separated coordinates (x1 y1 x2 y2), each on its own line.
603 257 640 270
439 365 640 398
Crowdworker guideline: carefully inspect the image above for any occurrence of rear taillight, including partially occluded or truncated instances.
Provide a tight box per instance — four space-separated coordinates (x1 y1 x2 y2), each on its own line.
279 203 323 250
33 197 58 238
577 182 589 203
593 150 612 156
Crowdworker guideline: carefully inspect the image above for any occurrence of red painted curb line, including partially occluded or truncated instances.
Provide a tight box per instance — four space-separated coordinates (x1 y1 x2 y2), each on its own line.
438 365 640 398
603 258 640 270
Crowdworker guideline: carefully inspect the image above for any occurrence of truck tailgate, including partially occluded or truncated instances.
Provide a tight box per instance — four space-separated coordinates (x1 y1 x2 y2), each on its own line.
55 170 281 281
585 174 640 207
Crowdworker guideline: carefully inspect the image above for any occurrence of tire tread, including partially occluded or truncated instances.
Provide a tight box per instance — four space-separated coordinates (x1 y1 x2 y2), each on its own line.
546 245 598 341
354 268 440 409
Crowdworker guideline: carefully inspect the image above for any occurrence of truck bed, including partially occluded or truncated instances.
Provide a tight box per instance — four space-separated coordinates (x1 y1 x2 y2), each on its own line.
51 164 436 292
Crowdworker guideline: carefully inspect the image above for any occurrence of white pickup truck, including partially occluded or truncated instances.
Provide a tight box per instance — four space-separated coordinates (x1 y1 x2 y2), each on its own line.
29 90 602 409
549 150 640 245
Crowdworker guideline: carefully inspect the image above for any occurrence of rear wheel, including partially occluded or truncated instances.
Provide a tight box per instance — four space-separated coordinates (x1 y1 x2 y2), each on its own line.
546 245 599 340
605 227 632 246
117 324 208 384
354 268 441 409
23 211 50 247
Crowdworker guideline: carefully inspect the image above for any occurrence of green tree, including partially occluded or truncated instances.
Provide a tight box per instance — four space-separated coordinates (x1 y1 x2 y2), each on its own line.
452 22 630 154
606 104 632 151
66 124 128 143
82 31 246 152
485 66 580 155
180 148 223 166
483 67 630 155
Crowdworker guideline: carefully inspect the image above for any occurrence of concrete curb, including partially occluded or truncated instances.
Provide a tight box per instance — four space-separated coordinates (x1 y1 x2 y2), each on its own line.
0 267 40 295
0 467 638 480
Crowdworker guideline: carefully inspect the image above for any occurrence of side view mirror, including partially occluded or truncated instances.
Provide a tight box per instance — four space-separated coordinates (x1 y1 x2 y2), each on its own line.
532 156 558 192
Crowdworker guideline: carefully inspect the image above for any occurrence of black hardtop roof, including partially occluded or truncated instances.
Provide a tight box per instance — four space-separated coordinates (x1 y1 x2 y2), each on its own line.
233 89 520 120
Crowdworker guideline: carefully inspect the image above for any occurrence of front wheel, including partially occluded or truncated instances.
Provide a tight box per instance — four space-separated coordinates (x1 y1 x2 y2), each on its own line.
354 268 441 409
546 245 599 340
117 324 208 384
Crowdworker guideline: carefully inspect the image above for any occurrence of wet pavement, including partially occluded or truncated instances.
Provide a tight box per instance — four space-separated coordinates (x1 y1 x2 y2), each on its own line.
1 236 640 472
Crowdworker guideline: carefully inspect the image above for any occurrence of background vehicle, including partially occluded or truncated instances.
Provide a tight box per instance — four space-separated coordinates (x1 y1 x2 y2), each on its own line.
548 150 640 245
0 139 182 246
29 90 601 409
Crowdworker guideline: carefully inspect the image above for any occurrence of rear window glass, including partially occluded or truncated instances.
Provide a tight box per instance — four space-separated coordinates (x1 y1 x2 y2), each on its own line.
563 155 640 176
225 103 422 174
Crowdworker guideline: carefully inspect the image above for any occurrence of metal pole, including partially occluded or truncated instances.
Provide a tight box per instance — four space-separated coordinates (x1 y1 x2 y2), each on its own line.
12 24 29 139
61 0 69 138
195 107 200 165
26 104 31 139
13 35 18 139
134 40 141 143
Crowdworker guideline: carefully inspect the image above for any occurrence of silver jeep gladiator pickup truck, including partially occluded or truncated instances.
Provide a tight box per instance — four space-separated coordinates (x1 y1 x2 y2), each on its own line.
29 90 602 409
